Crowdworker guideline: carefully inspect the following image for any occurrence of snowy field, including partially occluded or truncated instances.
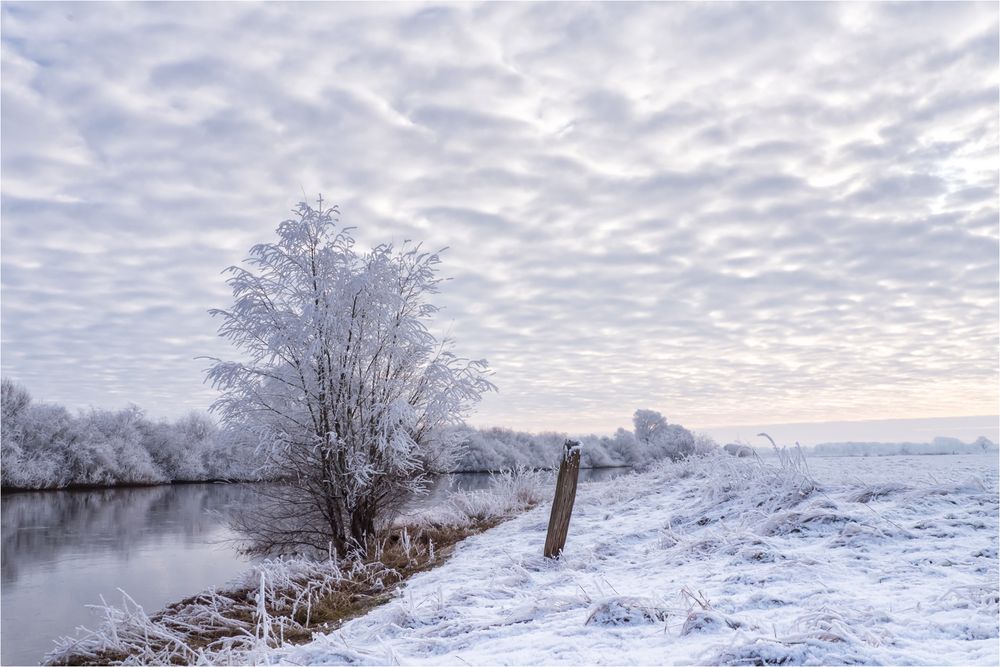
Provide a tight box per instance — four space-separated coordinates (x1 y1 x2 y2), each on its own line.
272 452 998 666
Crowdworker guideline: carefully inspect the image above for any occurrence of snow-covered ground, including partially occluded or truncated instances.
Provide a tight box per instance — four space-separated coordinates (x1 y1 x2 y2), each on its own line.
274 452 998 666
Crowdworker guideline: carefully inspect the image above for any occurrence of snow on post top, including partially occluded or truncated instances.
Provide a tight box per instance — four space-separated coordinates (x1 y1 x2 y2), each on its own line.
564 439 582 461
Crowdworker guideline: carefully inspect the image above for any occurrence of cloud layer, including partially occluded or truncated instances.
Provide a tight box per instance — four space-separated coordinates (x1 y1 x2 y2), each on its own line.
2 2 997 433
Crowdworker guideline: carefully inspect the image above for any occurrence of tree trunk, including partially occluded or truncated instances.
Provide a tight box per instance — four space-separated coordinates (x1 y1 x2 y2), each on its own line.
351 504 375 548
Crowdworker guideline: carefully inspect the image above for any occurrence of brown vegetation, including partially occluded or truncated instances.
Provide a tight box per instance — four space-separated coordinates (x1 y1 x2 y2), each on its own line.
52 518 507 666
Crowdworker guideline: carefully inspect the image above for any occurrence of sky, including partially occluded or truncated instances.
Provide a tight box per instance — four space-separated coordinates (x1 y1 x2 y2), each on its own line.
1 2 997 440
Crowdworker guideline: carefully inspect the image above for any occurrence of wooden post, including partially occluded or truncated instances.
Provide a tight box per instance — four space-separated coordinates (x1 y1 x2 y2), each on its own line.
544 439 581 558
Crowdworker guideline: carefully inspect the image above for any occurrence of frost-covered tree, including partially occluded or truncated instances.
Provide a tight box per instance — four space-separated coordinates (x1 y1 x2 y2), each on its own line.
633 408 695 461
2 377 30 425
139 412 215 481
633 409 669 445
1 378 31 486
205 199 494 555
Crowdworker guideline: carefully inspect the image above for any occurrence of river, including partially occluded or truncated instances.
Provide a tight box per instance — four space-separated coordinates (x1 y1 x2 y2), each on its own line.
0 468 628 665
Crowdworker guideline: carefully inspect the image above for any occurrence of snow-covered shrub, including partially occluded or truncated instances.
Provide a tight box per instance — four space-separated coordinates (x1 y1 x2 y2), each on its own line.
1 377 30 424
0 378 259 489
723 442 754 457
202 426 270 481
692 432 718 456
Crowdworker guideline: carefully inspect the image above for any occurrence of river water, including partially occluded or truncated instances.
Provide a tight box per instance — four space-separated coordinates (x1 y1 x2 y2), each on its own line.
0 468 627 665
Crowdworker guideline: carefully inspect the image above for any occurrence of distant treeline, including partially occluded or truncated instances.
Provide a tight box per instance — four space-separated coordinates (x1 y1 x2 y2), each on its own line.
449 413 717 472
1 379 263 490
1 378 715 490
807 437 997 457
740 436 998 458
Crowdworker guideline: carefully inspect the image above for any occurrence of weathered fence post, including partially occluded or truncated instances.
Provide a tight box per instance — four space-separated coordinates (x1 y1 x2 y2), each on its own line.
544 439 581 558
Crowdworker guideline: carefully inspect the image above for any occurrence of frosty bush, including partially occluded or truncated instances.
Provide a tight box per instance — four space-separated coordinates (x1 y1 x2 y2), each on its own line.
205 199 494 556
0 378 260 489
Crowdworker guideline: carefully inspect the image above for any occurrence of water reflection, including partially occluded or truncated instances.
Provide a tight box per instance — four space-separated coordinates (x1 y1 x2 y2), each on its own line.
1 484 254 665
2 485 254 585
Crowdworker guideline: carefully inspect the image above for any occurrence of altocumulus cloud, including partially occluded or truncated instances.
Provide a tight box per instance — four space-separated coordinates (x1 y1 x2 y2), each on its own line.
1 2 997 433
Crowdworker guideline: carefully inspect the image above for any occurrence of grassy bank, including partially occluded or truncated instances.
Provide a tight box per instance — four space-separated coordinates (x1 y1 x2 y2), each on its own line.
46 469 546 666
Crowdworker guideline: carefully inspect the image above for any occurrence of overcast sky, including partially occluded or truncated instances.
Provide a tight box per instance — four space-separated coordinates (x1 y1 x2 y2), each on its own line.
2 2 997 439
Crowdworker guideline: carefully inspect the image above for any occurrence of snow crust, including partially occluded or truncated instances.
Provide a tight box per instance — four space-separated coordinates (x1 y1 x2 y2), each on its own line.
274 452 998 666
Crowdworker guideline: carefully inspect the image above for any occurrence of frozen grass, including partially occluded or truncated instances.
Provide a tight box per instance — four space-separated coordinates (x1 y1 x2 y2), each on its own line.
411 466 548 527
270 449 998 666
47 451 999 665
45 541 413 665
585 597 669 626
45 468 546 666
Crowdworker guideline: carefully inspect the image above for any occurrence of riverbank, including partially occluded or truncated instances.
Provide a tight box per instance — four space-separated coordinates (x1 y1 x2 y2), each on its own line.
44 469 548 665
0 477 256 494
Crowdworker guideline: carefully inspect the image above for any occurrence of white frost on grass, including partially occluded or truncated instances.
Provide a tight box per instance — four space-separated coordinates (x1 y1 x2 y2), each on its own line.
44 468 549 666
44 556 366 666
274 451 998 666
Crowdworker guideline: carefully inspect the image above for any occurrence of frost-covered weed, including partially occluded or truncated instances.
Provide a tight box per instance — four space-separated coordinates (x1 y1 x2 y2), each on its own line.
706 636 872 666
421 466 547 526
681 609 752 635
49 553 408 666
44 555 375 665
846 481 910 503
703 606 887 665
932 584 1000 613
585 596 669 626
645 444 817 532
790 606 887 646
759 499 853 536
488 466 548 507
